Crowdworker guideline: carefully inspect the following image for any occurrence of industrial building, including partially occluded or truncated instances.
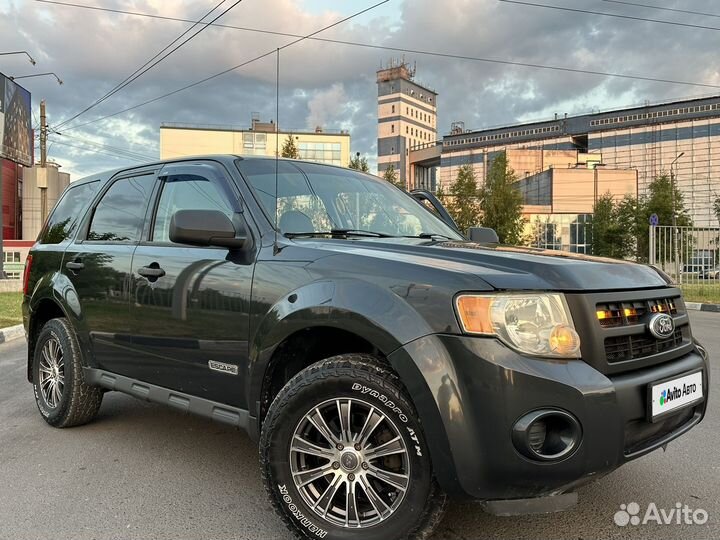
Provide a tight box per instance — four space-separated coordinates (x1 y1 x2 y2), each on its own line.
434 94 720 227
160 116 351 166
376 60 437 186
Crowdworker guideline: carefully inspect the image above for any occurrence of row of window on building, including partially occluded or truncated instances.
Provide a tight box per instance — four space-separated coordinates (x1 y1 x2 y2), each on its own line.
445 125 562 147
2 251 22 264
388 104 435 126
297 142 343 165
589 103 720 127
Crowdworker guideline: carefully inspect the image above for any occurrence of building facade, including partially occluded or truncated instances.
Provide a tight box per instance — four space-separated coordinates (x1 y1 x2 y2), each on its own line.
1 158 22 240
159 118 351 167
22 162 70 241
376 61 437 187
440 95 720 227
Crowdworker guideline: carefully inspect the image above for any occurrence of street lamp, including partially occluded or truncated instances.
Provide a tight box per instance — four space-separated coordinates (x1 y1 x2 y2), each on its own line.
0 51 36 65
670 152 685 282
9 72 63 85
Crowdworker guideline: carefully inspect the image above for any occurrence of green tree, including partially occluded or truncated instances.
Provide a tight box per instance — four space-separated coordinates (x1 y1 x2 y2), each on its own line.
478 154 525 244
382 164 404 189
445 164 481 234
280 134 300 159
713 195 720 225
590 193 637 259
636 173 693 261
349 153 370 172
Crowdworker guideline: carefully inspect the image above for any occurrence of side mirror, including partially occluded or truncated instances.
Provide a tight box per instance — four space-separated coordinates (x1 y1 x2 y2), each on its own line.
468 227 499 244
170 209 246 248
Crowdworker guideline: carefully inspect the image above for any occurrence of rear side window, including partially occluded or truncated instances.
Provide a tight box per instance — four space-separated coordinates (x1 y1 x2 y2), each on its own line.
87 175 155 242
40 181 99 244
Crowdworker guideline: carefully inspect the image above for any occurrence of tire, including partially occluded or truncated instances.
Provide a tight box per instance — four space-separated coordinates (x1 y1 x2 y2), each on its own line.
32 318 103 428
260 354 446 540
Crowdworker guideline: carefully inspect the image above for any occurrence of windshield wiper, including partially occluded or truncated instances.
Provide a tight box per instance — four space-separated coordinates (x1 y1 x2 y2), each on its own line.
284 229 396 239
403 232 453 240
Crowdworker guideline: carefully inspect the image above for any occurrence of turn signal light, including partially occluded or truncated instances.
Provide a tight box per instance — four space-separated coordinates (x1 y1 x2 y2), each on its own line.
455 295 493 334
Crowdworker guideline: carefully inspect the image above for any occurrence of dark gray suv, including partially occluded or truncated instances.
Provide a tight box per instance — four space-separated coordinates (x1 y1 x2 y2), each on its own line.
22 156 709 540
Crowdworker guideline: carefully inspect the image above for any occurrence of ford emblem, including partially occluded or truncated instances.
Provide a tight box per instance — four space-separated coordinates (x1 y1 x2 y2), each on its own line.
648 313 675 339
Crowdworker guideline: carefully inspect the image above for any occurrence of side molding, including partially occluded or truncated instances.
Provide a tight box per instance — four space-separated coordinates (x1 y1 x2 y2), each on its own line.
84 368 250 431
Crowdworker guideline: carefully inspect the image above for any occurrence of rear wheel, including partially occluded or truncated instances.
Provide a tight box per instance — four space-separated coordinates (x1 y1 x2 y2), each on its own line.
261 354 446 540
32 318 103 427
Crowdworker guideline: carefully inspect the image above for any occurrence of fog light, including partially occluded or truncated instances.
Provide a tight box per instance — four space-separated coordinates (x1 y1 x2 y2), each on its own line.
512 410 582 462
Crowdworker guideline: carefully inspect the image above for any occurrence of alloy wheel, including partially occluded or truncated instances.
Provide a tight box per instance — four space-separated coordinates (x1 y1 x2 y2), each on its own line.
289 397 410 529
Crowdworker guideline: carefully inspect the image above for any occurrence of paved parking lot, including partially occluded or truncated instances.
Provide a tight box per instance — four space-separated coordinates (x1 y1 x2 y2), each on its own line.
0 311 718 540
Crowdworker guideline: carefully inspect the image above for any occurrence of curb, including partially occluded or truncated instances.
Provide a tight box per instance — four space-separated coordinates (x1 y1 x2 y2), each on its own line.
0 324 25 344
685 302 720 313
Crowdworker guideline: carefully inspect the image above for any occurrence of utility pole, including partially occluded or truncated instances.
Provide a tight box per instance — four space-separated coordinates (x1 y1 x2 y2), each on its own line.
39 100 48 223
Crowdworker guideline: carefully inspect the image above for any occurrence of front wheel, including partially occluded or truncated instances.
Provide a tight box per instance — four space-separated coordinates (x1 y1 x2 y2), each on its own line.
260 354 446 540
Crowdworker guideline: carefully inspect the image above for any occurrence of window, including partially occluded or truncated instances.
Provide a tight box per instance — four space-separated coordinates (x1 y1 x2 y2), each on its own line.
87 175 155 242
40 181 99 244
3 251 21 263
152 174 233 243
391 124 395 133
242 133 254 149
391 105 395 113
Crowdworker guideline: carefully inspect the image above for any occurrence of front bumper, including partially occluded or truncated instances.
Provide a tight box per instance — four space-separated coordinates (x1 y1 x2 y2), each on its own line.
388 334 709 501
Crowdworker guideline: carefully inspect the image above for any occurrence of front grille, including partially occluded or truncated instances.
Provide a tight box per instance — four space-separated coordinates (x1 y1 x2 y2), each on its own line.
566 288 691 376
605 329 684 363
596 297 677 328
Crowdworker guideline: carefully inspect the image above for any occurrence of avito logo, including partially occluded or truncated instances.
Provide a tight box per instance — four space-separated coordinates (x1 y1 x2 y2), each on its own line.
659 383 698 407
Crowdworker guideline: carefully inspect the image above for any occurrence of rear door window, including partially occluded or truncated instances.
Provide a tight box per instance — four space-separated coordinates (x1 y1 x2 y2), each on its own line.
87 175 155 243
39 181 99 244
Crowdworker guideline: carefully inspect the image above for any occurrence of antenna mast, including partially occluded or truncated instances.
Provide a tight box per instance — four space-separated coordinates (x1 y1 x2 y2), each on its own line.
274 48 280 254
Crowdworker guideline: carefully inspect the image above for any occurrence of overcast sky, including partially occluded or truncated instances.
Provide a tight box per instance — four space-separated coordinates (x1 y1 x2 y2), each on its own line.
1 0 719 179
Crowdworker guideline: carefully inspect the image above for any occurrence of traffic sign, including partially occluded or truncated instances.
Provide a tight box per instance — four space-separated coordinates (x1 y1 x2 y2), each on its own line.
649 213 659 227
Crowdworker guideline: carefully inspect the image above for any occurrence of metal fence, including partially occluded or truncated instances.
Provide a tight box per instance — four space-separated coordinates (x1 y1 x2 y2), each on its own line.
648 226 720 298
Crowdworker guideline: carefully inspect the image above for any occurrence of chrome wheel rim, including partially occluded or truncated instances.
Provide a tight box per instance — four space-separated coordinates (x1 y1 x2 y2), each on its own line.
289 397 410 528
38 336 65 409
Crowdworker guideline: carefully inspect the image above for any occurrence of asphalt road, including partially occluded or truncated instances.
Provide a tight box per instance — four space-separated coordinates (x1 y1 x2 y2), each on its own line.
1 312 718 540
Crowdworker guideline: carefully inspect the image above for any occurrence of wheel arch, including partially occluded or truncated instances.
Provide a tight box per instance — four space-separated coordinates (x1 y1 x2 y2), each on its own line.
26 296 67 382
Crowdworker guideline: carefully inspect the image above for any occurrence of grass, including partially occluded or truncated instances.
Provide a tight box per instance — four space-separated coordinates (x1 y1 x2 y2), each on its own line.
680 284 720 305
0 292 23 328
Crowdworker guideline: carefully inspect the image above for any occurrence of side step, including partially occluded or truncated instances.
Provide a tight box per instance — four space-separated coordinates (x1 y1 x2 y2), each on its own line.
84 367 250 431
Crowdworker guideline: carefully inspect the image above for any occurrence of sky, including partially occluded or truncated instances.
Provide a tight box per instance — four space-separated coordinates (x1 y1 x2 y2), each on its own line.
1 0 720 179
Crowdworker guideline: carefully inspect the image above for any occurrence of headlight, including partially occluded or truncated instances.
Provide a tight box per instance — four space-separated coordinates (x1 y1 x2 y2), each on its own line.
454 293 581 358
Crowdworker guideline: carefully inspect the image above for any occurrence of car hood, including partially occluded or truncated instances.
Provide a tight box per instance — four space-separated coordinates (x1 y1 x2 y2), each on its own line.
301 238 668 291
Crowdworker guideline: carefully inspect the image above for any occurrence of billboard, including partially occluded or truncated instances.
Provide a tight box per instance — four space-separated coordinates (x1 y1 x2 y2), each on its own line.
0 72 33 167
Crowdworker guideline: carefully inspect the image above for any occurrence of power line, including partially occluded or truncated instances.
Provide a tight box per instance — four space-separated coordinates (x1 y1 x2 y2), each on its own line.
54 132 156 161
38 0 720 136
598 0 720 19
48 138 148 163
52 0 245 131
498 0 720 32
58 0 391 133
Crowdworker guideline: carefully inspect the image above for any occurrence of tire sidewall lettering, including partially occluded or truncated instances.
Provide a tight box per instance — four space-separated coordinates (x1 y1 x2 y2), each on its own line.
351 382 409 423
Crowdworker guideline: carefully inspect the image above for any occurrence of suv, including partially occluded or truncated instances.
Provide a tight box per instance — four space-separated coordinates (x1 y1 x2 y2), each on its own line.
23 156 709 540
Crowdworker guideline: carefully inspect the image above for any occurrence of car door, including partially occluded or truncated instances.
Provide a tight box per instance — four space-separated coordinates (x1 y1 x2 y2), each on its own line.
128 161 254 408
62 171 157 373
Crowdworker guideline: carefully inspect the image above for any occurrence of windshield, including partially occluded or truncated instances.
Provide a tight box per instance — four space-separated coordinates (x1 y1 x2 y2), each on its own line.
236 159 463 239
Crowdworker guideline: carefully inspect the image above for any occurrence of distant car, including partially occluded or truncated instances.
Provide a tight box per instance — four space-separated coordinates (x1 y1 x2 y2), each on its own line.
701 265 720 279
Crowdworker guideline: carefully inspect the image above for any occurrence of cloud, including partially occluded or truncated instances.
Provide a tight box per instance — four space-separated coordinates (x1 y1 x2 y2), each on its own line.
305 83 348 130
1 0 718 179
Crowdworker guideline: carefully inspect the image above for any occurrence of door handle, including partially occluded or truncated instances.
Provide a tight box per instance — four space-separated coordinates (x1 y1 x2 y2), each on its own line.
65 260 84 271
137 265 166 279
